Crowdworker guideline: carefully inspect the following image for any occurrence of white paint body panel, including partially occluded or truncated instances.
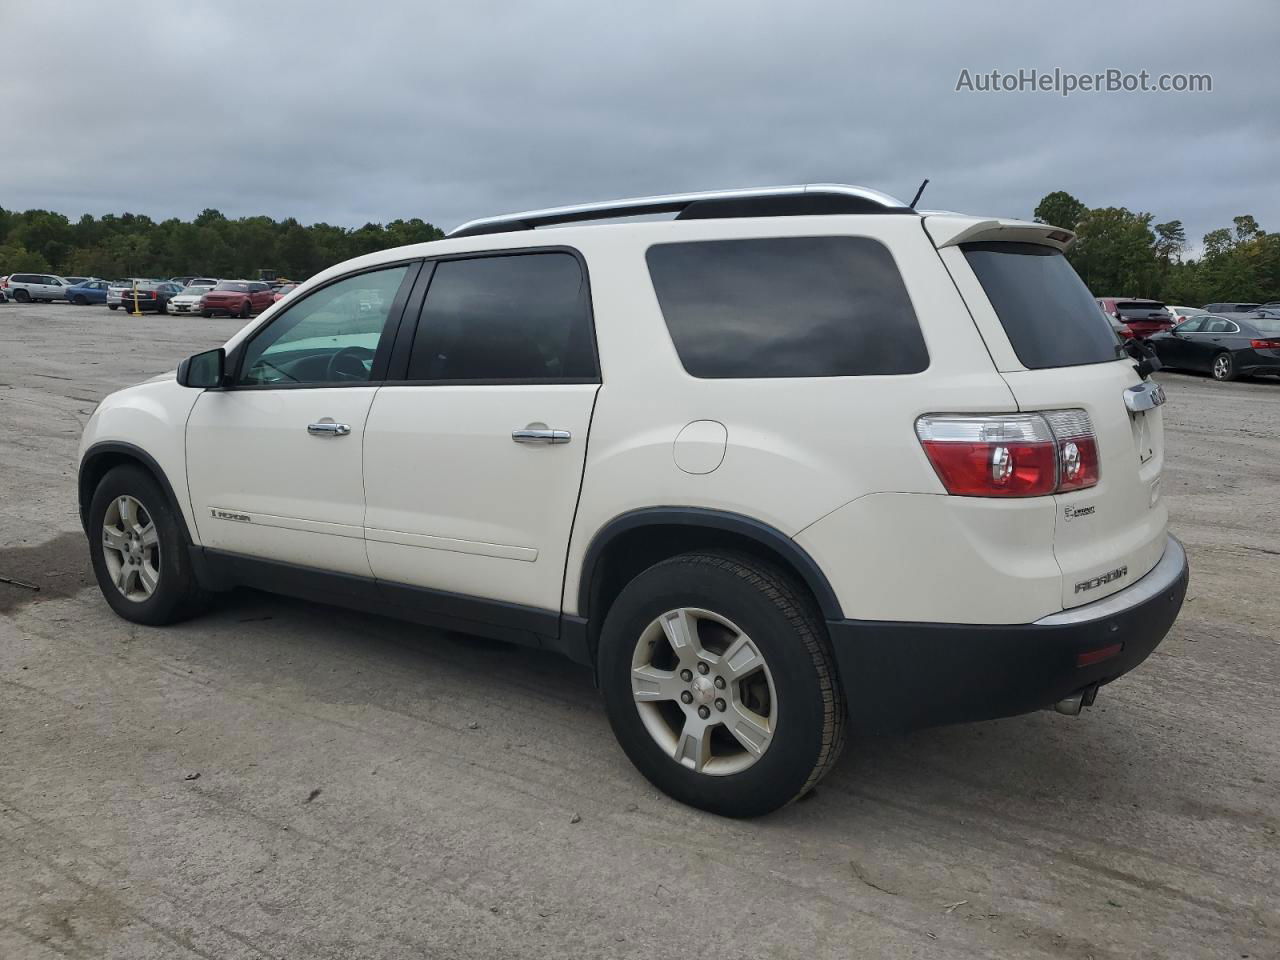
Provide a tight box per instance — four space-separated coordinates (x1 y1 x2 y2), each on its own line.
362 384 597 608
185 388 376 576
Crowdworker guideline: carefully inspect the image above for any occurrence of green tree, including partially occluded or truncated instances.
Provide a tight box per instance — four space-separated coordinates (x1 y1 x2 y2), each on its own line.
1033 191 1087 231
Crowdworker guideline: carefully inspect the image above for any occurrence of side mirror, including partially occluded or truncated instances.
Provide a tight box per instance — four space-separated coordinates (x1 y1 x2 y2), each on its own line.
177 347 226 388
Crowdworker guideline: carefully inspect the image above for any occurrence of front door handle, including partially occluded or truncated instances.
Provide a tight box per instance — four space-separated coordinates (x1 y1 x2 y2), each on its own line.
512 427 571 445
308 422 351 437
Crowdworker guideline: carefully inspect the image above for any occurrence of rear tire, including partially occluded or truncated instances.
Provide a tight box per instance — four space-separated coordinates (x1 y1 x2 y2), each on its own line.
239 300 251 319
108 304 118 310
73 294 88 305
14 289 30 303
88 465 210 626
201 309 213 318
598 550 846 817
1212 352 1238 382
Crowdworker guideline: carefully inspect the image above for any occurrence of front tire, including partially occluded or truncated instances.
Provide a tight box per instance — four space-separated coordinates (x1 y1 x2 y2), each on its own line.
598 551 845 817
1212 352 1238 381
88 464 209 625
108 303 119 310
238 300 251 319
73 295 88 305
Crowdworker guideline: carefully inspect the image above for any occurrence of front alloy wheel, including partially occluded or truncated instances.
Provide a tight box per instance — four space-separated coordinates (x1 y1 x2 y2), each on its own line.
101 495 161 601
631 607 776 775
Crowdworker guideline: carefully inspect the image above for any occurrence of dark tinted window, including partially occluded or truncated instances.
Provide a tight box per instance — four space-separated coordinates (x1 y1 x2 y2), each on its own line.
407 253 596 381
646 237 927 379
1116 300 1166 312
962 242 1122 369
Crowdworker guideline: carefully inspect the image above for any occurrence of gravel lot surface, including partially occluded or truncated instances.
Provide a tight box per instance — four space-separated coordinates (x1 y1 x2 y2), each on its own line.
1 300 1277 959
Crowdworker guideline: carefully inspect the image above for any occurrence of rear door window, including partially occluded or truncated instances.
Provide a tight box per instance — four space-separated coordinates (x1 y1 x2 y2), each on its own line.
961 242 1122 369
646 236 927 378
406 252 597 382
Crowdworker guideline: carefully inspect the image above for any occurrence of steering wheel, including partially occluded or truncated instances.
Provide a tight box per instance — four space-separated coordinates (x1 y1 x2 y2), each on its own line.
326 346 374 382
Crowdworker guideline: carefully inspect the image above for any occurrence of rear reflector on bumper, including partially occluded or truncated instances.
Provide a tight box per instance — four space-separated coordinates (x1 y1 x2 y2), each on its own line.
1076 642 1123 667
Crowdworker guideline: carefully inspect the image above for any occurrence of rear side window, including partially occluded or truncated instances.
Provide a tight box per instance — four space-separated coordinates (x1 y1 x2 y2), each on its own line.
407 252 596 382
646 237 927 378
962 242 1122 369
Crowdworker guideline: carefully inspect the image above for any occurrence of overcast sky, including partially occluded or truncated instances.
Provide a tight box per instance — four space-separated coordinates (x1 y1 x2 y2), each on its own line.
2 0 1276 247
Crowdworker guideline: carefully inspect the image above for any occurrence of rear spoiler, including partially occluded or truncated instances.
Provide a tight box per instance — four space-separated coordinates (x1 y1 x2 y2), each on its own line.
923 215 1075 252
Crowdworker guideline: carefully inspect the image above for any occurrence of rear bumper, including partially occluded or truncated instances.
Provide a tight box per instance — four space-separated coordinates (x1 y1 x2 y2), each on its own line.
827 534 1189 733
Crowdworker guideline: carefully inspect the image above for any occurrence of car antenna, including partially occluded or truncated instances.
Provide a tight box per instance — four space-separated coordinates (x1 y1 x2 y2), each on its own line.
909 179 930 209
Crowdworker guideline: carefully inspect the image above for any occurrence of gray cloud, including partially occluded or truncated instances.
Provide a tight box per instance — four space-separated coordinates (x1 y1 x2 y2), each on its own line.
2 0 1276 247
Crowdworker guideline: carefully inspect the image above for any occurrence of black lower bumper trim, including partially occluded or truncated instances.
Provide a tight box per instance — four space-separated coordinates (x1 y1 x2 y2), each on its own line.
827 537 1189 734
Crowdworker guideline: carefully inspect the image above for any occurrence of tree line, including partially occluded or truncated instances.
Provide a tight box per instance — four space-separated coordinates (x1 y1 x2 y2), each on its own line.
1034 191 1279 305
0 207 444 282
2 195 1276 305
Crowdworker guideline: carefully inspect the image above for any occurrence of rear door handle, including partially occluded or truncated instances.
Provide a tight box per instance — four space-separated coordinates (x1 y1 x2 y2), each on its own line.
512 428 571 444
307 422 351 437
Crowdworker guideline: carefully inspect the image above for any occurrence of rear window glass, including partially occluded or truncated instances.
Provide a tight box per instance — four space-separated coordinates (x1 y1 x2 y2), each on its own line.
646 236 928 379
1116 301 1166 312
962 242 1123 369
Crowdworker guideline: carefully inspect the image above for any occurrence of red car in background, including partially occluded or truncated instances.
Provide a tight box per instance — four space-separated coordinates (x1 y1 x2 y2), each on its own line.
271 282 298 303
200 280 274 318
1097 297 1175 338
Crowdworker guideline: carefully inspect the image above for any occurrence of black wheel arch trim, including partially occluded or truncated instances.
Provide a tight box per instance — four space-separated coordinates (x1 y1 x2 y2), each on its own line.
78 441 193 542
576 507 844 621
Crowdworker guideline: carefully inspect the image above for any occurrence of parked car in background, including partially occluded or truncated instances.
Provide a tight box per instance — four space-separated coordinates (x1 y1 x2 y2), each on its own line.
107 279 149 310
1203 302 1261 313
271 282 298 302
1166 306 1207 324
61 276 94 287
1097 298 1175 337
200 280 274 317
166 284 213 315
1148 313 1280 380
119 281 183 314
2 273 69 302
64 280 112 305
175 276 220 287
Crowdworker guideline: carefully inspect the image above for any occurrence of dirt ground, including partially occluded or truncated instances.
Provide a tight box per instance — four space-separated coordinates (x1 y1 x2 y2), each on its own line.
1 300 1276 959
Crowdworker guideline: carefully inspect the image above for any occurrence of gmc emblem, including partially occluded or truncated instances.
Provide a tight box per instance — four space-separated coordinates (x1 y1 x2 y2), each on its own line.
1075 566 1127 594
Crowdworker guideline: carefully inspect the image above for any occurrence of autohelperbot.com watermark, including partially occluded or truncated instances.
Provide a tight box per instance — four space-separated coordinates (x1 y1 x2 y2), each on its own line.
955 68 1212 97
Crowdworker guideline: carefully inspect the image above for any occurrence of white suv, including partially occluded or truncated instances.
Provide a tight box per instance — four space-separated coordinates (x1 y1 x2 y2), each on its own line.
78 184 1188 816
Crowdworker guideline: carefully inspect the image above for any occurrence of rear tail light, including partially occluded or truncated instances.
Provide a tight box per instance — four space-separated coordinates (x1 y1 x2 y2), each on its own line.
916 410 1099 498
1250 338 1280 349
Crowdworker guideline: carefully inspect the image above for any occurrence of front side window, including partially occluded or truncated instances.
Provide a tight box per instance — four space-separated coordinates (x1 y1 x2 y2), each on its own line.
238 265 409 385
406 252 596 382
646 236 928 378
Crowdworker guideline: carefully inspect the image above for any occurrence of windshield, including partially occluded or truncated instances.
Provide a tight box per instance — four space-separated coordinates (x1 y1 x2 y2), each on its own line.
213 282 250 292
962 242 1124 369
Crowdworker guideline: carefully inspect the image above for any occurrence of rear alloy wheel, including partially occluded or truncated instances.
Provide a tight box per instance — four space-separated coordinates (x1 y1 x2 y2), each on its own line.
600 551 845 817
1212 352 1238 381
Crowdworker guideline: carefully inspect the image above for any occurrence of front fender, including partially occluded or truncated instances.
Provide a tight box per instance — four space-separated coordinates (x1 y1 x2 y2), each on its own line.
78 377 202 541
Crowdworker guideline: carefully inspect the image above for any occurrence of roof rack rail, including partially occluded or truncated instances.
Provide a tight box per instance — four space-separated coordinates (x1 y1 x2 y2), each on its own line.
447 183 914 238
